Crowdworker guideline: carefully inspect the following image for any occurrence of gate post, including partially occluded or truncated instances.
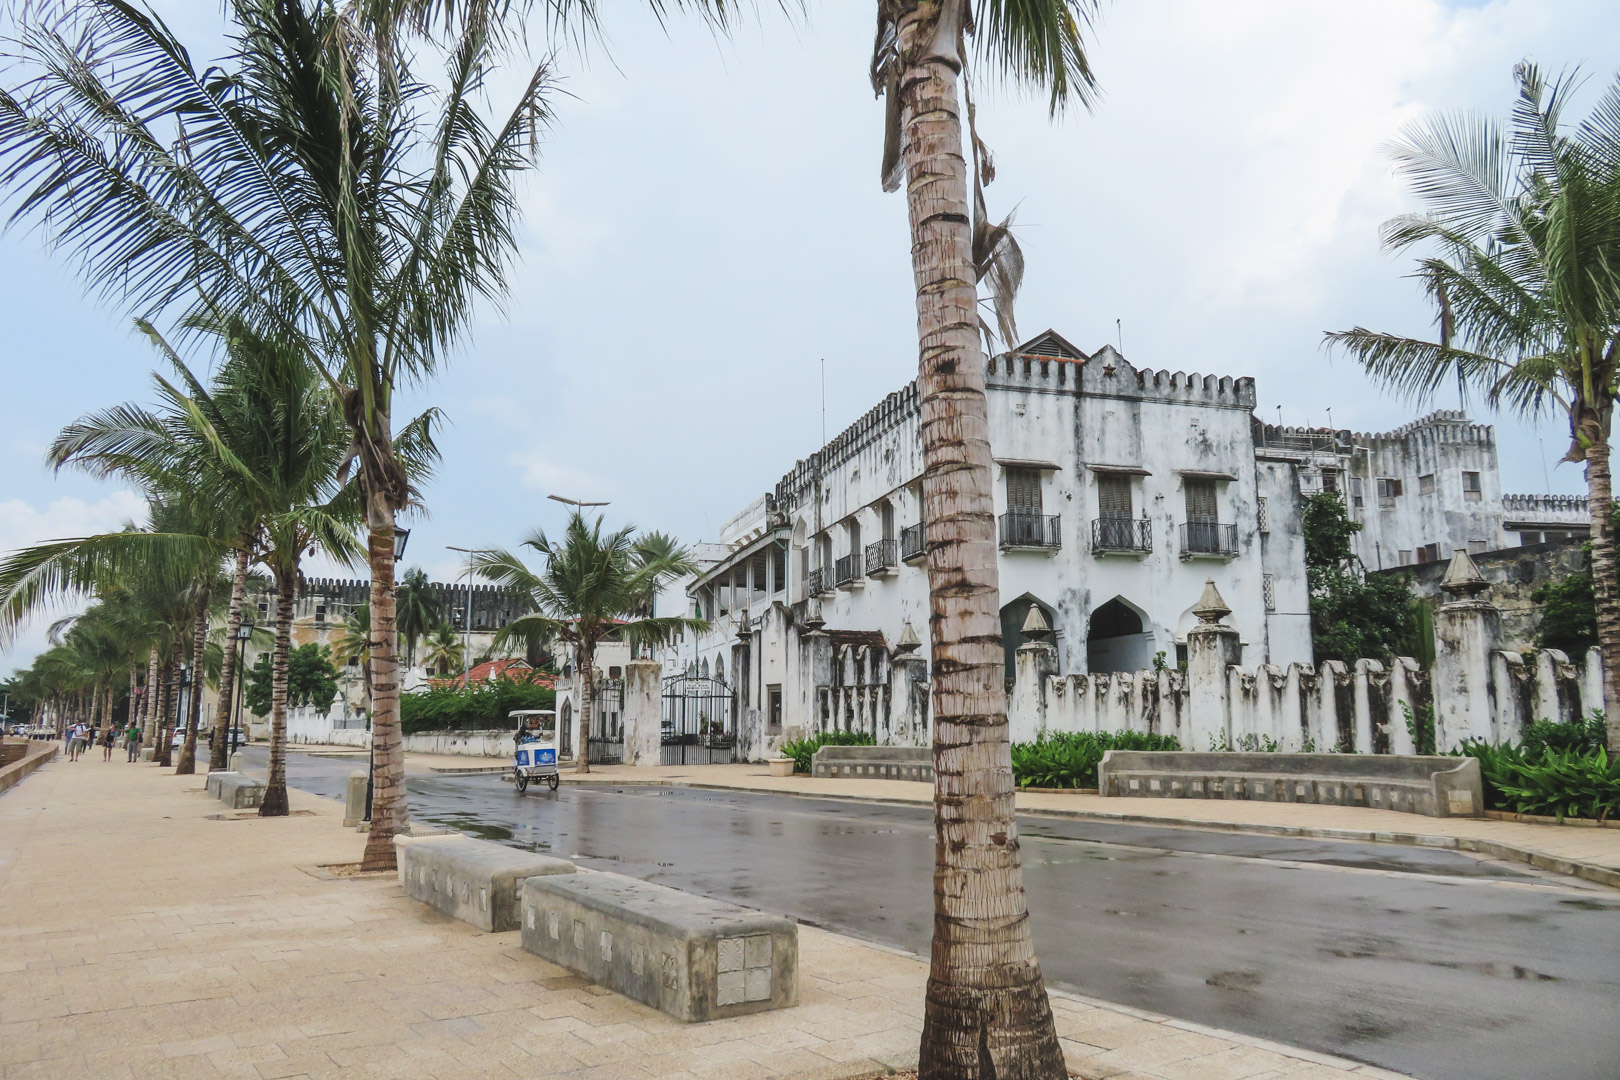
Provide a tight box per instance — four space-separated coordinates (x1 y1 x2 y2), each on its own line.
622 661 662 767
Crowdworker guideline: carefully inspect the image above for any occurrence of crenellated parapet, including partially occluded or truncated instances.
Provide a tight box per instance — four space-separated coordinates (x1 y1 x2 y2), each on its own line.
1503 493 1589 522
1353 410 1495 451
985 343 1257 409
773 384 920 509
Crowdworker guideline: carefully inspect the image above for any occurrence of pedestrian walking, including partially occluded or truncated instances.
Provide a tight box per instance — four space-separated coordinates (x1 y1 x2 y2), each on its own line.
67 722 83 762
101 725 115 761
126 724 141 762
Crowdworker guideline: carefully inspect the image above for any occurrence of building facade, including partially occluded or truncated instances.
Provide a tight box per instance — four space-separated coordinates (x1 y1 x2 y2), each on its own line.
659 330 1584 762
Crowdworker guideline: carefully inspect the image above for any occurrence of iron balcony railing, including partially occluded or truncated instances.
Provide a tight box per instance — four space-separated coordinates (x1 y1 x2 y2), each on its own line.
999 512 1061 550
865 538 897 574
1180 521 1238 557
807 567 828 596
1091 517 1152 554
834 552 862 587
900 523 926 562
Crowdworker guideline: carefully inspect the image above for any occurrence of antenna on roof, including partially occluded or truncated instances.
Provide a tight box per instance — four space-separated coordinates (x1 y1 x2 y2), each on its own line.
1116 318 1123 354
820 358 826 446
1326 407 1333 430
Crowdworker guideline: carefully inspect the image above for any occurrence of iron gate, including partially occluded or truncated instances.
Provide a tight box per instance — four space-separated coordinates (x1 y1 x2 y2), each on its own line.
587 678 625 765
661 673 735 765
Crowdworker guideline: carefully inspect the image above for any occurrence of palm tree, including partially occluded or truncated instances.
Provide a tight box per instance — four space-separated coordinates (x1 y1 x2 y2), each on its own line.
863 3 1104 1074
330 603 373 718
395 569 443 669
1326 63 1620 752
472 514 706 773
421 623 464 677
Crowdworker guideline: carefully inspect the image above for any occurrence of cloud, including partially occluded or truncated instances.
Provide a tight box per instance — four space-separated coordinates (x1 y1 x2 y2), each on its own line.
0 491 148 671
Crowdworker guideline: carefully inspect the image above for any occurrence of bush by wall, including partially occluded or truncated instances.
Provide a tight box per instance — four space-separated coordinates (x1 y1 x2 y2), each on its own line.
779 731 876 774
1459 713 1617 821
1011 730 1181 789
400 677 556 734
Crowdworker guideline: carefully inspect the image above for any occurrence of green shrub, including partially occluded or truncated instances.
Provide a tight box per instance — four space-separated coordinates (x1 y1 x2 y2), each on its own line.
1010 730 1180 789
399 678 555 734
1459 713 1619 821
778 731 876 773
1402 701 1437 756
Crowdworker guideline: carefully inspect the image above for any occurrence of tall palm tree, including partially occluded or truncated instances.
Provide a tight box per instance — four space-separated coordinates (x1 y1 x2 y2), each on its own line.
1326 63 1620 752
395 569 443 669
421 622 463 677
866 4 1103 1074
472 514 706 773
330 602 373 717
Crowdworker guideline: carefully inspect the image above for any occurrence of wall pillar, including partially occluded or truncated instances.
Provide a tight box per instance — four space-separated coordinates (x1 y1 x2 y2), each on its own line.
1186 580 1241 752
1432 550 1500 750
622 660 663 767
889 621 929 746
1009 606 1058 744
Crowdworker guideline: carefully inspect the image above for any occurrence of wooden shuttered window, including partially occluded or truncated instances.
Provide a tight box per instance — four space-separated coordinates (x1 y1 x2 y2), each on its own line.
1184 479 1218 523
1007 468 1043 516
1097 474 1132 519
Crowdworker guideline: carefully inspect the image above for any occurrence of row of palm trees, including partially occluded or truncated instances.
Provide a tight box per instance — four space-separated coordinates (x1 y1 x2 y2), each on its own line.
0 0 1109 1073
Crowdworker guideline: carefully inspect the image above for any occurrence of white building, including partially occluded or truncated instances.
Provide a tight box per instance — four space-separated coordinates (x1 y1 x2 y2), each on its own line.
656 332 1583 762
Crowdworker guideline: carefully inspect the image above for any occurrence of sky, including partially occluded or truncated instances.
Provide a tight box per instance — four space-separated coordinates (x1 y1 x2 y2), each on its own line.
4 0 1620 671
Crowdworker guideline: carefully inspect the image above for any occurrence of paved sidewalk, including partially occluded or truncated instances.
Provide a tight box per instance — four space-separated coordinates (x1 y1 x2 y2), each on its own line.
0 756 1408 1080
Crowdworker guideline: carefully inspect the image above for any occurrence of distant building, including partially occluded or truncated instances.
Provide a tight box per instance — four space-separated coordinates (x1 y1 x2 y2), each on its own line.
649 330 1586 762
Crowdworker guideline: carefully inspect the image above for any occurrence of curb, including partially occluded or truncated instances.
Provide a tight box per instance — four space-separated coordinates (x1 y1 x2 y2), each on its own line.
0 743 60 795
557 776 1620 890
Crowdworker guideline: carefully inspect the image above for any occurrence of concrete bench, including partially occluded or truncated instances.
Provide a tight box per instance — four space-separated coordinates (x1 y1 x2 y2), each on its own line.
810 744 932 782
394 834 574 932
205 771 267 810
520 873 797 1022
1098 751 1483 818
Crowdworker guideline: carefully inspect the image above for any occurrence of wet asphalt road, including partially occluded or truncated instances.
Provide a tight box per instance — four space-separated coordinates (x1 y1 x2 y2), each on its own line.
251 748 1620 1080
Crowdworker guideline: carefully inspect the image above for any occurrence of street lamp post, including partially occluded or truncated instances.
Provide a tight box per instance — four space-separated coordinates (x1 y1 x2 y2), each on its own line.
231 620 253 760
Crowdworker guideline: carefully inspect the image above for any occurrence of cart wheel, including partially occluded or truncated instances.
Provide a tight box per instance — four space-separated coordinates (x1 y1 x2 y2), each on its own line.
514 772 528 794
547 774 560 792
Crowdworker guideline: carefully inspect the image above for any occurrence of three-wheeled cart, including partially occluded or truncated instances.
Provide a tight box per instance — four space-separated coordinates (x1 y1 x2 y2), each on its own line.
510 709 560 793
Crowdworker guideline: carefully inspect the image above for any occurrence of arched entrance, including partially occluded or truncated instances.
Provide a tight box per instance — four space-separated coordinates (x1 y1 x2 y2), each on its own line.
1087 597 1154 673
1000 594 1058 682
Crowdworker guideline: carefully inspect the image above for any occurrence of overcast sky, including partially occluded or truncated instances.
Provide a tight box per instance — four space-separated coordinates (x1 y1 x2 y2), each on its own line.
4 0 1619 672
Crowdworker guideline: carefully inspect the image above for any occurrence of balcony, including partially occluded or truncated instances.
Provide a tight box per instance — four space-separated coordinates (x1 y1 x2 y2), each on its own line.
834 552 863 587
865 538 898 576
806 567 830 596
999 512 1061 551
1091 517 1152 555
1180 521 1238 558
900 523 926 562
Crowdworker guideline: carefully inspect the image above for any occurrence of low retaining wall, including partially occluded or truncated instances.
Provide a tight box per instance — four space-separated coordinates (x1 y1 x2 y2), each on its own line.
1098 751 1484 818
313 728 511 758
394 834 574 932
810 745 932 782
519 873 797 1022
0 742 58 796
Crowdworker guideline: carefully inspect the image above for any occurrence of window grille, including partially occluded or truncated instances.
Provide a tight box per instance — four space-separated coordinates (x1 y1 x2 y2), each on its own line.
1257 496 1269 534
1263 574 1276 612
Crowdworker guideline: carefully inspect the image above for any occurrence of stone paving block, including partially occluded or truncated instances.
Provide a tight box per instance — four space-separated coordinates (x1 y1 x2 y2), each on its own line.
394 833 575 932
520 873 798 1023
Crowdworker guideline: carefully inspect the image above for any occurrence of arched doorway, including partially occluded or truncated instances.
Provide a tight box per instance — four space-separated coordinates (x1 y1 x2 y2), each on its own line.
1000 595 1058 682
1087 597 1154 673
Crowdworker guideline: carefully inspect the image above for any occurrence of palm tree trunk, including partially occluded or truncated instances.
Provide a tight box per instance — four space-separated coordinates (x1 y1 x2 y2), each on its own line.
155 658 176 767
177 582 212 774
896 6 1065 1078
260 575 295 817
575 642 593 775
1586 442 1620 750
360 524 404 870
211 548 249 771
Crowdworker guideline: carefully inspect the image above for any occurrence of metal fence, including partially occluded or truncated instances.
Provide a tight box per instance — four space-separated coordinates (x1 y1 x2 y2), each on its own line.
1091 517 1152 554
999 512 1061 549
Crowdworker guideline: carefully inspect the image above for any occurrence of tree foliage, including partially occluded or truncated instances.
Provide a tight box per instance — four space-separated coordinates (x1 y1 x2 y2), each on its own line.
245 644 338 717
399 676 555 734
1304 493 1418 664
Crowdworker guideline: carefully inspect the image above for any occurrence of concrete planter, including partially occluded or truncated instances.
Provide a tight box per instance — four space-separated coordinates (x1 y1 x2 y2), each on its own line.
766 758 795 777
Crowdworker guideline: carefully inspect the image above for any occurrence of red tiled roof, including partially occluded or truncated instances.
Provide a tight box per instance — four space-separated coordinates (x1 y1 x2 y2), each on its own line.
429 658 556 690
